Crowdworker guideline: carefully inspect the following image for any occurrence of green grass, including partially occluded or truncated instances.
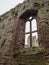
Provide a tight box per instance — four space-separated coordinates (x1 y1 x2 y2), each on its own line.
35 48 44 55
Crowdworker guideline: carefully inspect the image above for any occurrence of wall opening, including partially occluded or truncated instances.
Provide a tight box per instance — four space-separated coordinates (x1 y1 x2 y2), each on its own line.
19 9 39 48
25 17 39 48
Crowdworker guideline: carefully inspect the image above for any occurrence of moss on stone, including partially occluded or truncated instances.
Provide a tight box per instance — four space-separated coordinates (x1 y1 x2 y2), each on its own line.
11 51 21 58
35 48 45 55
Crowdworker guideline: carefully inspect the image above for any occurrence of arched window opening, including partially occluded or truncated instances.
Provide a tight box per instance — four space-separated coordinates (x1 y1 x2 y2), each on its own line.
25 17 39 48
25 21 30 33
32 19 37 31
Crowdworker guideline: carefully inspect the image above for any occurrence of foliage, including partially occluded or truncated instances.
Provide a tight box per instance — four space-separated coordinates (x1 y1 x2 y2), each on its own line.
11 51 21 58
35 48 44 55
22 51 26 53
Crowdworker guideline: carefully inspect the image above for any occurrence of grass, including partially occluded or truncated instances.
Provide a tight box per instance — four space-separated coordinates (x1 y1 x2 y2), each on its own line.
35 48 45 55
11 47 45 58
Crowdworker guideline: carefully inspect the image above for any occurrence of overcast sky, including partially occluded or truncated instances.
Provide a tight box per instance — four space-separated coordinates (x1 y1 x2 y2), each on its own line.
0 0 24 15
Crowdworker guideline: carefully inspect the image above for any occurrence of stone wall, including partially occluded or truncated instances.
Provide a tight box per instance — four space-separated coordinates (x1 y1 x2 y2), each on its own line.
37 4 49 51
12 18 25 51
0 0 49 54
0 0 49 64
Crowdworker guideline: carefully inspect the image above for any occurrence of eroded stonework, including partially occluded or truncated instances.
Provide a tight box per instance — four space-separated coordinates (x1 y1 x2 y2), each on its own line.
0 0 49 65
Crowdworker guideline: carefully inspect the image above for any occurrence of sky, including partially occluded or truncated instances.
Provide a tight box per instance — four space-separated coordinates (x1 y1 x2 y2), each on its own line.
0 0 24 15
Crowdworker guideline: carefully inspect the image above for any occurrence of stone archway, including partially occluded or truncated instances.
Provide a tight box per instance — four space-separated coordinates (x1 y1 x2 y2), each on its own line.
12 9 40 50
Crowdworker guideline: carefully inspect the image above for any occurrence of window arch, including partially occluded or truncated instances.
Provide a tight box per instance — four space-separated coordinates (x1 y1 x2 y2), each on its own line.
19 9 39 48
25 17 39 48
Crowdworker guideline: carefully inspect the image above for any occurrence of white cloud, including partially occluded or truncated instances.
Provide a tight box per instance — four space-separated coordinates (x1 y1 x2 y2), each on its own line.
0 0 24 15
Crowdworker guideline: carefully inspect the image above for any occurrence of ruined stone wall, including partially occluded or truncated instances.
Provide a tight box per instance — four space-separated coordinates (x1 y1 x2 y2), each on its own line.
0 0 49 65
0 0 49 57
12 18 25 51
38 3 49 52
0 12 15 55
